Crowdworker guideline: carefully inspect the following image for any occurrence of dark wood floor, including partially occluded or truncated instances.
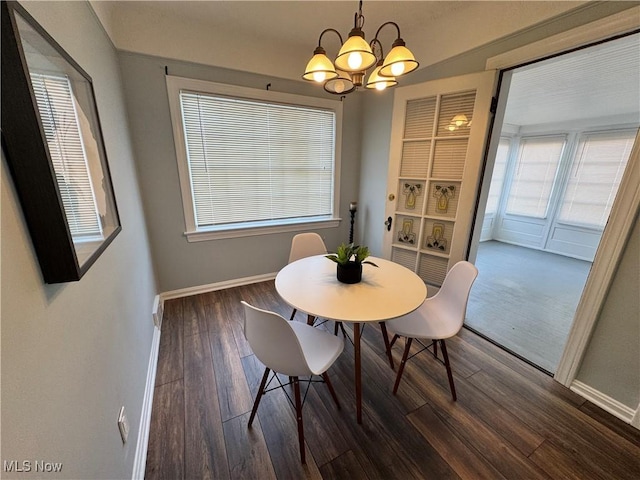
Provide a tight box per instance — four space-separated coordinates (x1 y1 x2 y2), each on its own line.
145 280 640 480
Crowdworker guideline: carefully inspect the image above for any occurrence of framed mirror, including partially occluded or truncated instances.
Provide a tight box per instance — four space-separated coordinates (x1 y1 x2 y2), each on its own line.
1 1 121 283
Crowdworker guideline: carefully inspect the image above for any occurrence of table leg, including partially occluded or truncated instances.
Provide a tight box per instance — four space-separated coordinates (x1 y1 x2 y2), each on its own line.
353 322 362 424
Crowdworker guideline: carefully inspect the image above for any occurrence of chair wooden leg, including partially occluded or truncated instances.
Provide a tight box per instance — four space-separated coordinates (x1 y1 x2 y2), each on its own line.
322 372 340 409
289 308 297 321
293 377 306 463
306 314 315 326
379 322 394 369
440 339 457 401
433 340 438 358
333 321 339 336
393 337 412 394
249 368 270 427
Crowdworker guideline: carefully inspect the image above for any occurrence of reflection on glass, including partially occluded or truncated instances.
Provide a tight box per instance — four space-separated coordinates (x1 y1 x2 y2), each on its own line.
15 12 119 266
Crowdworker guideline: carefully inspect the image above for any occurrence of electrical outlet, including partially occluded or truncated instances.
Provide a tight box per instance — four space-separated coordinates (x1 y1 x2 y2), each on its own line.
152 295 163 329
117 406 129 444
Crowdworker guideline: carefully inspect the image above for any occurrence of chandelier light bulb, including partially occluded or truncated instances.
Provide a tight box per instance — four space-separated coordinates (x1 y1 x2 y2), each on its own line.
313 71 327 83
391 62 405 76
375 82 386 91
348 52 363 70
334 80 345 93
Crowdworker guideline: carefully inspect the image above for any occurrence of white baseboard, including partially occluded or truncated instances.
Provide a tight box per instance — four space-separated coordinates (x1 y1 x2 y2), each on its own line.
570 380 637 425
160 272 277 301
131 326 161 480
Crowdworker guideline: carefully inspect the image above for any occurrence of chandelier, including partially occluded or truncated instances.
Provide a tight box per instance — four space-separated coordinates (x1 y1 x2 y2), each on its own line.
303 0 419 95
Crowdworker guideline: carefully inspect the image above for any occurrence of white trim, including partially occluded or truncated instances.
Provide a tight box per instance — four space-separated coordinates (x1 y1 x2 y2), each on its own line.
570 380 637 424
486 6 640 71
131 326 161 480
185 218 340 242
555 132 640 385
160 272 277 301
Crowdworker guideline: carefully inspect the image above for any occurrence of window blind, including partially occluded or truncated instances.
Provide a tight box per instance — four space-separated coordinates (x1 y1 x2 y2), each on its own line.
179 92 335 228
505 136 565 218
30 73 102 238
558 130 635 229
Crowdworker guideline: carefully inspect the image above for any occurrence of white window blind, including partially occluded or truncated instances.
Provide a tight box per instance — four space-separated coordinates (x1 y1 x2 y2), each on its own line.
505 136 565 218
558 130 636 229
30 73 102 238
485 137 511 215
179 91 335 229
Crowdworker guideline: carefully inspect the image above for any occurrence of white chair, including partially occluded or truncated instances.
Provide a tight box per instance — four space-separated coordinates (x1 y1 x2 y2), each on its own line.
241 301 344 464
382 261 478 401
287 233 327 324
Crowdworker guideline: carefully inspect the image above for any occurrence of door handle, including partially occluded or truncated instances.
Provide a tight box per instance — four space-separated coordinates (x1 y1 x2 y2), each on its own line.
385 216 393 231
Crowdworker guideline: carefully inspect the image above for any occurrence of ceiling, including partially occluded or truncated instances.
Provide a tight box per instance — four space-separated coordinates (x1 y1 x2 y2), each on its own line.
504 32 640 127
91 1 588 80
89 1 639 127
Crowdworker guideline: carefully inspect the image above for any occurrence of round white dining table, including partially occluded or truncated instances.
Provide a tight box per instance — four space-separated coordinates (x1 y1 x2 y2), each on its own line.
275 254 427 423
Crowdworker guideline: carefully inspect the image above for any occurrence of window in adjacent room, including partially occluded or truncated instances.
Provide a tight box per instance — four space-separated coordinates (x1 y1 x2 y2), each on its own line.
505 135 566 218
557 129 635 229
166 76 343 241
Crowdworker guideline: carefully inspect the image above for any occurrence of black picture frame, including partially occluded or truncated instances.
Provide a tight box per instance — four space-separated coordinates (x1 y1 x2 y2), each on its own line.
1 1 121 283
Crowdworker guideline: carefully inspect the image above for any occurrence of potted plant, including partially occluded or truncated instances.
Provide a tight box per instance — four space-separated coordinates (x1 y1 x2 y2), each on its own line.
325 243 378 284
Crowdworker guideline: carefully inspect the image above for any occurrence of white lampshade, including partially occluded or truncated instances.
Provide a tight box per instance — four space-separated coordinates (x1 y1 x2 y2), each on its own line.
324 70 356 95
365 64 397 91
452 114 469 126
303 49 338 82
335 34 376 73
379 44 419 78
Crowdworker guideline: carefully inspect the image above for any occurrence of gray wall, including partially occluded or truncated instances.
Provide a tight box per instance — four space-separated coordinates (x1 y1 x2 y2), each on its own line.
576 215 640 409
357 2 640 410
118 53 363 292
1 2 157 478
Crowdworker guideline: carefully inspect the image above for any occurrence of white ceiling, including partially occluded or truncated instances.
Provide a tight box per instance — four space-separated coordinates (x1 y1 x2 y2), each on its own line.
90 1 587 80
504 33 640 127
89 1 640 127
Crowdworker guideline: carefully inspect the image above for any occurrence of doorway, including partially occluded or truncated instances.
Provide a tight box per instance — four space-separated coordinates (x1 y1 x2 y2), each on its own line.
466 33 640 374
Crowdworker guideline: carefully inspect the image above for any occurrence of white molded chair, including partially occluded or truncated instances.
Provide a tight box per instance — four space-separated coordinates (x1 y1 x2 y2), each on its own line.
287 233 327 324
241 301 344 464
382 261 478 401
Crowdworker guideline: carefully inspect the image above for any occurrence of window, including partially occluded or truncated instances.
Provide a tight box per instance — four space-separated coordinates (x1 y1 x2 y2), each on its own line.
31 72 103 240
505 135 565 218
485 137 510 215
166 77 342 241
558 129 636 229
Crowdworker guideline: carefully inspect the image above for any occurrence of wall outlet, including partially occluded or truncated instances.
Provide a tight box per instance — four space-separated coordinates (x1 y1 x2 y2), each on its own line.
152 295 164 329
117 406 129 444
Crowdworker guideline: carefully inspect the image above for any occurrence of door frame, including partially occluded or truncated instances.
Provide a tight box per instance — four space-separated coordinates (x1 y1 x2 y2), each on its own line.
481 7 640 388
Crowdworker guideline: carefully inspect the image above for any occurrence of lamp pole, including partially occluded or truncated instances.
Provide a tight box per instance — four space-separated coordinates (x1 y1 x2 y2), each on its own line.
349 202 357 244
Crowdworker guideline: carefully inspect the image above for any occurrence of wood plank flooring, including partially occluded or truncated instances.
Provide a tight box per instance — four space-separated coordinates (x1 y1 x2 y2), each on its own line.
144 280 640 479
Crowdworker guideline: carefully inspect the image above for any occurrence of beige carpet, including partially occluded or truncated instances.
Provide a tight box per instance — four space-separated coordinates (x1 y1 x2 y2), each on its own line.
465 240 592 374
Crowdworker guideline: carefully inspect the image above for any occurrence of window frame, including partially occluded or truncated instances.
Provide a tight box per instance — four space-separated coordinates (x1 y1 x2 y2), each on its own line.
166 76 343 242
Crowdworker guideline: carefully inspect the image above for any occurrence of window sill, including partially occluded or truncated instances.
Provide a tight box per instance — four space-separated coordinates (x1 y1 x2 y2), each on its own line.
184 217 341 242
